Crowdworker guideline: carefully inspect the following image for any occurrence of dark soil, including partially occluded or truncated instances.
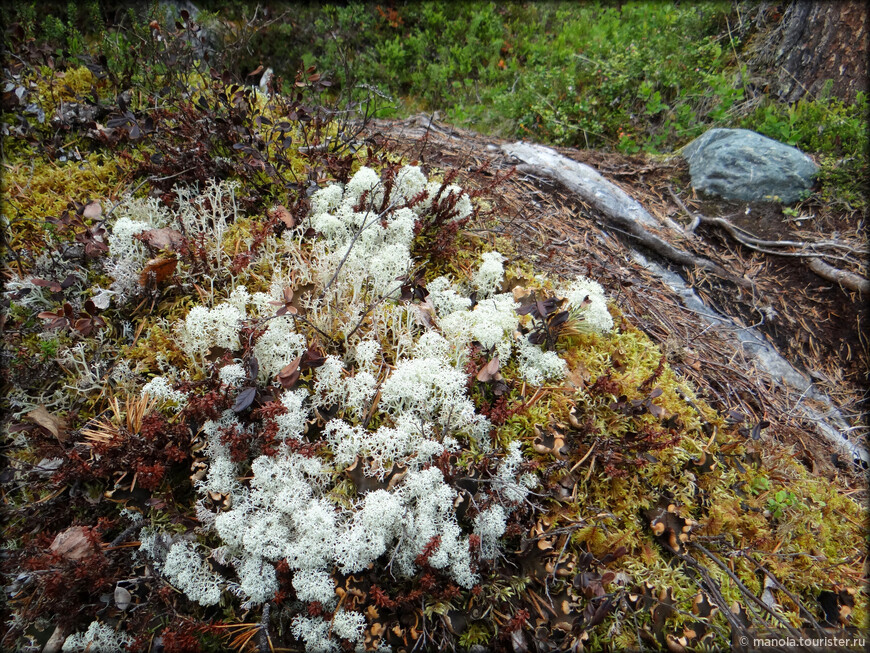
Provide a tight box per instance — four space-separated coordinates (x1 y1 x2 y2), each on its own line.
687 191 868 411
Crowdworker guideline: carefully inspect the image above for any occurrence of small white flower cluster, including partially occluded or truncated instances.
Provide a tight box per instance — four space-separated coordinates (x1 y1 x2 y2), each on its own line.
200 410 246 495
251 316 307 381
107 216 150 261
472 441 536 561
307 166 474 302
493 441 536 505
291 615 337 653
292 568 335 604
218 362 247 387
353 339 381 370
326 416 442 479
274 388 310 440
308 167 417 298
107 196 171 259
426 275 472 317
331 610 367 643
412 331 451 361
162 540 224 606
473 251 506 298
62 620 133 653
174 179 239 271
473 504 507 561
171 284 308 379
391 467 477 587
562 276 614 333
312 355 348 407
391 165 428 204
380 356 488 438
104 197 171 302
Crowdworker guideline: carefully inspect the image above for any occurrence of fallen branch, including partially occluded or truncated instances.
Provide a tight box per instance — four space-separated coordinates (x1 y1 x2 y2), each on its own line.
690 542 804 640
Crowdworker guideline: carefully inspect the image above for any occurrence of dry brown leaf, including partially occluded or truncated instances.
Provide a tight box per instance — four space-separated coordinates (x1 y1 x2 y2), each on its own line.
114 585 132 610
415 299 437 328
139 256 178 285
276 356 302 389
476 356 502 382
25 406 67 442
50 526 96 560
82 200 102 219
565 366 590 390
269 204 296 228
137 227 185 252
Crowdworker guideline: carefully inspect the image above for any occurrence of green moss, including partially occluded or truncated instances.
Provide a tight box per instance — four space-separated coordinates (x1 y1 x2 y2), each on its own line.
123 324 189 374
34 65 101 115
2 152 124 252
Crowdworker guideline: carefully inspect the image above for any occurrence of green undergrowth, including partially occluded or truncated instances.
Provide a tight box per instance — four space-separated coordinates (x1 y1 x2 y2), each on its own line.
5 2 868 209
1 6 867 653
190 0 867 209
739 86 869 210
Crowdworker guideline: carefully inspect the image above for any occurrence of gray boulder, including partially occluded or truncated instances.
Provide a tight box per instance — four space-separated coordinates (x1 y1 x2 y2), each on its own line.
681 128 817 203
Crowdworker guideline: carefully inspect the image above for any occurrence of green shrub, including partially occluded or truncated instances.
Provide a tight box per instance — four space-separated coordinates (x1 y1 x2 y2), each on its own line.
742 87 868 209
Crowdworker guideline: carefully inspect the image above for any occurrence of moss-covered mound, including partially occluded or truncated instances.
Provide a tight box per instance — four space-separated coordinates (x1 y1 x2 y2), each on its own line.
1 16 866 653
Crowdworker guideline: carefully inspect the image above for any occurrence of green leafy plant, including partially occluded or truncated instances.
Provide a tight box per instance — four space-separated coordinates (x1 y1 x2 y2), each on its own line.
766 489 803 520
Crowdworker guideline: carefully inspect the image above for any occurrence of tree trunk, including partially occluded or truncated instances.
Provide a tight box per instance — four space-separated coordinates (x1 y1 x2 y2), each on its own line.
746 1 868 103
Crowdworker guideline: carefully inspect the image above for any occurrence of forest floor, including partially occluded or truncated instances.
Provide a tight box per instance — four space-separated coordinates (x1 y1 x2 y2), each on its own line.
364 114 869 491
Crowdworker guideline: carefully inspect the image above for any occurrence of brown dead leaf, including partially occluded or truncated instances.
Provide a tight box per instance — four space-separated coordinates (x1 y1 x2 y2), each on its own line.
137 227 185 252
139 256 178 285
512 285 532 303
565 365 590 390
269 204 295 228
82 200 102 219
276 356 302 389
50 526 96 560
476 356 502 382
25 406 67 442
415 298 437 328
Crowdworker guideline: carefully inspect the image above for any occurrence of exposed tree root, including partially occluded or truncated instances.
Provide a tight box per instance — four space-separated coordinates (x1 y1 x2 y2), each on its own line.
667 187 869 293
807 258 870 293
502 142 752 288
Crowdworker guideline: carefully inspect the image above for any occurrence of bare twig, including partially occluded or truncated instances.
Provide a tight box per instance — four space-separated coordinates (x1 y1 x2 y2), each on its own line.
257 602 271 653
690 542 804 639
319 198 396 300
739 552 829 636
